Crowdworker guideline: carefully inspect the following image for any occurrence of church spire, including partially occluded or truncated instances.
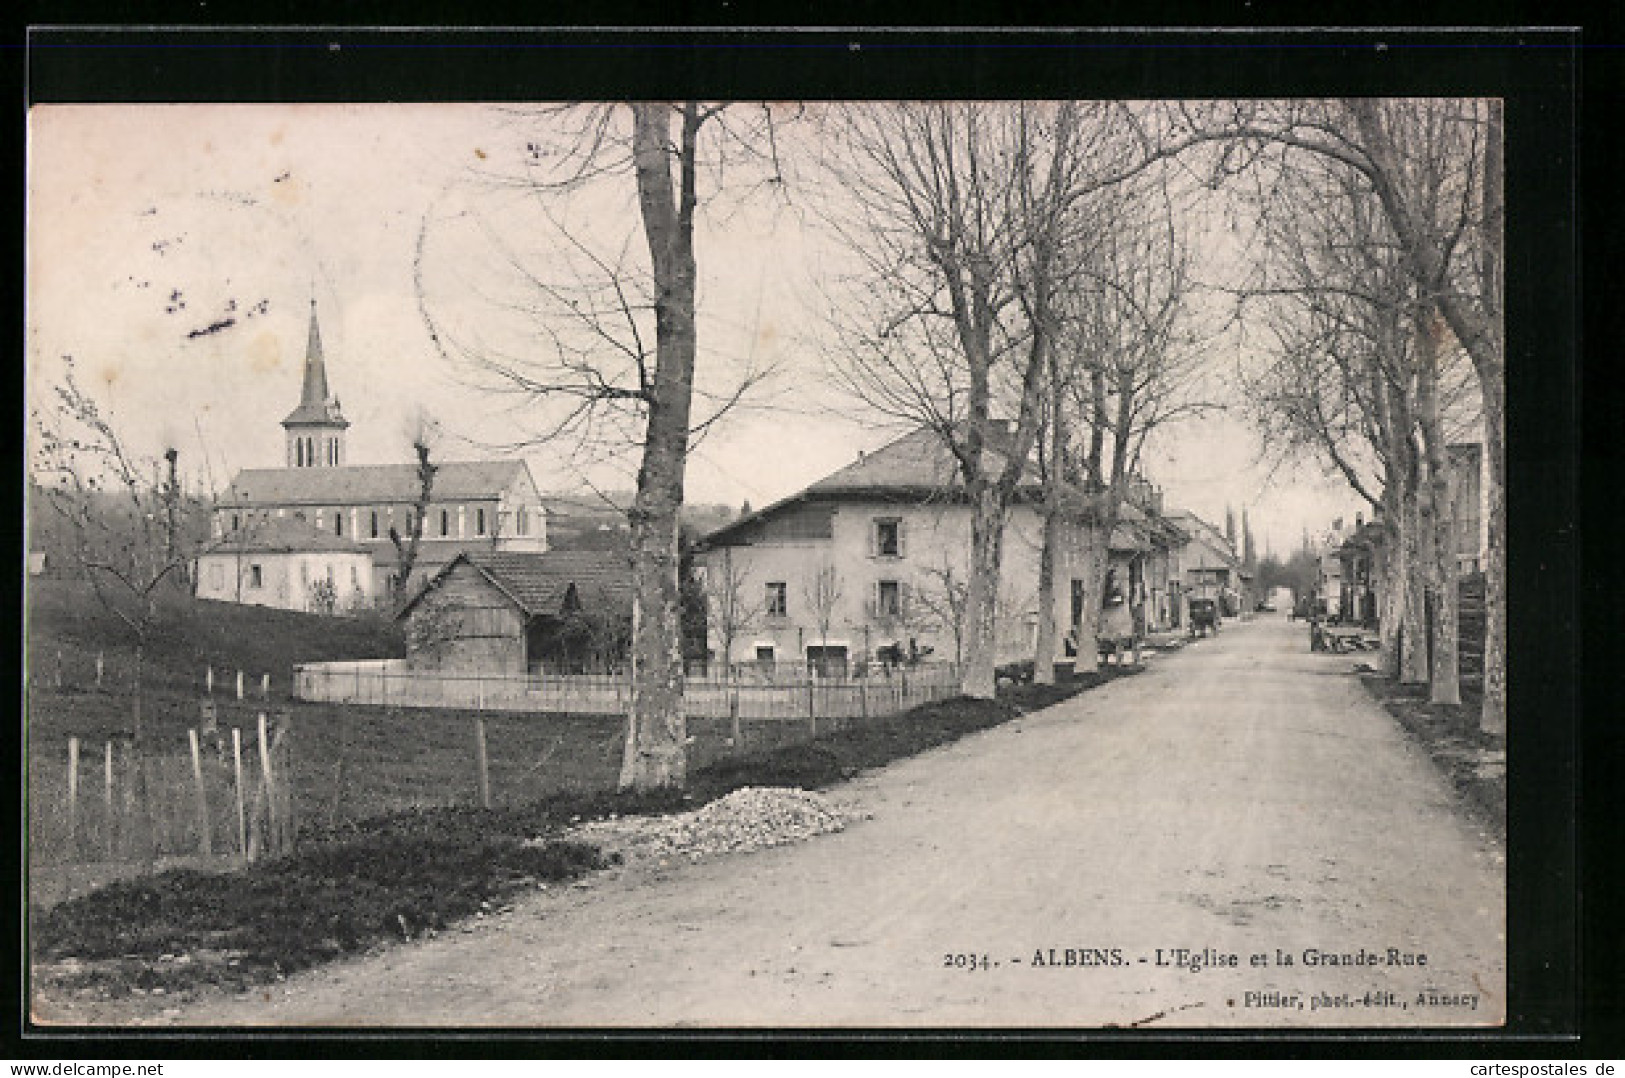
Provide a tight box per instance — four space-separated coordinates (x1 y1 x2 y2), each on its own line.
297 298 330 411
282 297 349 468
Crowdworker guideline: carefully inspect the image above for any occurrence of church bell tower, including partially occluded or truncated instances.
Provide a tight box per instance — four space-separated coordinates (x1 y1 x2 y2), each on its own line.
282 299 349 468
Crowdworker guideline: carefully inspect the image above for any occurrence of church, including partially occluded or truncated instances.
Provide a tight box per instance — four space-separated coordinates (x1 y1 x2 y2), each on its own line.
199 301 549 611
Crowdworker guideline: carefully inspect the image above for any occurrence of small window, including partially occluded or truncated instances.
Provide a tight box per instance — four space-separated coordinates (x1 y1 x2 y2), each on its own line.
755 644 776 665
516 507 528 535
873 518 903 558
440 509 450 537
765 582 788 618
370 511 379 539
476 507 486 536
231 513 240 532
249 564 263 589
351 565 360 589
334 512 343 537
300 563 309 586
877 580 902 618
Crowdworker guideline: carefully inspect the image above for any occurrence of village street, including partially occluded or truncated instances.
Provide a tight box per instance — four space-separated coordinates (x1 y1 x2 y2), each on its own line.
124 614 1504 1030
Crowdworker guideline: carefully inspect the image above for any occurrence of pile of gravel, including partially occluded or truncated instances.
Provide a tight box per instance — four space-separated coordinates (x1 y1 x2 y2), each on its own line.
560 786 867 865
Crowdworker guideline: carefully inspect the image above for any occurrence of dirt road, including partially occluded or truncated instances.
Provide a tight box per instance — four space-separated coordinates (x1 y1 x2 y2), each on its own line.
93 615 1507 1028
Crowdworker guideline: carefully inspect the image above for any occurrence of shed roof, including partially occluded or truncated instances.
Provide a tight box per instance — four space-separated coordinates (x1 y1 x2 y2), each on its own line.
397 549 633 621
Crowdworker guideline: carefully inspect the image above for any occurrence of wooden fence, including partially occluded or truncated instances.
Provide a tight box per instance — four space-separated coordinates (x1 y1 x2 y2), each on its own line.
31 711 296 868
292 659 963 721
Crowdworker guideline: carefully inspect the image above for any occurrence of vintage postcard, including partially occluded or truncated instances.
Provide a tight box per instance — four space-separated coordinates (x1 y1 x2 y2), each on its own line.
20 29 1576 1041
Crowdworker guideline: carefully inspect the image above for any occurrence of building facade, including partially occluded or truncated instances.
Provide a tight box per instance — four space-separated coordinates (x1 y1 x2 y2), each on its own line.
212 300 549 604
696 426 1182 673
195 517 376 613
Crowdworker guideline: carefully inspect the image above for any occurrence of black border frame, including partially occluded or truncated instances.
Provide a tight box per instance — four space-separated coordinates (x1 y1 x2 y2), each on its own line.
10 24 1589 1059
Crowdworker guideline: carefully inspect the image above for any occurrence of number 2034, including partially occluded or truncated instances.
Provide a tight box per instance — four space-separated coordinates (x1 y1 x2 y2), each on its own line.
943 953 993 971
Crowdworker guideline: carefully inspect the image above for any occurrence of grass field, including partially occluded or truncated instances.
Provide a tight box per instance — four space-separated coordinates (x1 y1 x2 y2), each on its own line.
28 574 1138 1004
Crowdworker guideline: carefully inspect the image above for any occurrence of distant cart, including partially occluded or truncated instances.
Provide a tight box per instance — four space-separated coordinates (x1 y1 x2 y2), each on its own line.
1188 597 1219 637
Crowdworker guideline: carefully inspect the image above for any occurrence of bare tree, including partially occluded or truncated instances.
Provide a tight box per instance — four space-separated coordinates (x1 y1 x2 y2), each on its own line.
31 358 220 857
703 546 760 674
417 103 788 789
388 409 439 602
1182 98 1505 732
911 557 971 667
820 101 1159 698
803 560 844 675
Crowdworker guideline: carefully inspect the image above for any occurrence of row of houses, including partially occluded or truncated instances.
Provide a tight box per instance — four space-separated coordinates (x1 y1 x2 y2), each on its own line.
189 299 1254 676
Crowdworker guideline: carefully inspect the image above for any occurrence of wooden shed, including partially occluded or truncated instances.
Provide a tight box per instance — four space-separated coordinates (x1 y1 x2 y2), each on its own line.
396 550 634 674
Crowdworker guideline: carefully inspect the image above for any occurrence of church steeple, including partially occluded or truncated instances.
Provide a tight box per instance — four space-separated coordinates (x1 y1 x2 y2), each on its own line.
282 298 349 468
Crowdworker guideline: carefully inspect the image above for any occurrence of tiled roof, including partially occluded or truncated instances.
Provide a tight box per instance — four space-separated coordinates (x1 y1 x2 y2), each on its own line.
222 460 536 507
807 425 1020 495
209 516 372 555
400 549 634 620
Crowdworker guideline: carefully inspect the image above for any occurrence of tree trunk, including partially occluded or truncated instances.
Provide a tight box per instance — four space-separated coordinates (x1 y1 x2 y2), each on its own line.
961 485 1005 699
1071 528 1108 676
1479 370 1506 734
1416 307 1461 706
617 102 700 791
1376 514 1405 679
1398 495 1429 685
1032 498 1065 686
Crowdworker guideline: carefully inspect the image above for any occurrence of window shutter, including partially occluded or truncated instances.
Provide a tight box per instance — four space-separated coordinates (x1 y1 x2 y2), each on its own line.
897 520 907 558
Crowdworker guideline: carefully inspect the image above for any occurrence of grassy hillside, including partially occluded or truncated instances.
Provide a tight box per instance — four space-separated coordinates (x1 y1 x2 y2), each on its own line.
25 576 403 713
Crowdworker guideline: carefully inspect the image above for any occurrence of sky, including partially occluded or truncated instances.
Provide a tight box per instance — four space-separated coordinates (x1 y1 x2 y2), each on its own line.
27 102 1362 559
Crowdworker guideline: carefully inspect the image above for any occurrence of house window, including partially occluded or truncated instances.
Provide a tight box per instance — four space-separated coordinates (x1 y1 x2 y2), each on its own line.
440 509 450 537
755 644 776 665
476 507 486 536
249 564 263 589
370 511 379 539
231 513 240 532
876 579 903 619
765 581 788 618
872 517 904 558
334 512 343 537
516 507 528 535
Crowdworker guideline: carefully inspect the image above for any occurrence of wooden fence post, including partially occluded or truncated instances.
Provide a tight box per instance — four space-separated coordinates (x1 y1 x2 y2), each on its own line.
473 716 492 810
236 670 245 701
275 710 294 852
257 713 275 856
66 738 80 855
103 741 114 859
232 727 247 861
188 728 213 856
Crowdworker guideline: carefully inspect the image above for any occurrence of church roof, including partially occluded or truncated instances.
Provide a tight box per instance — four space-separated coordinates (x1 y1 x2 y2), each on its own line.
222 459 539 508
283 300 349 428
